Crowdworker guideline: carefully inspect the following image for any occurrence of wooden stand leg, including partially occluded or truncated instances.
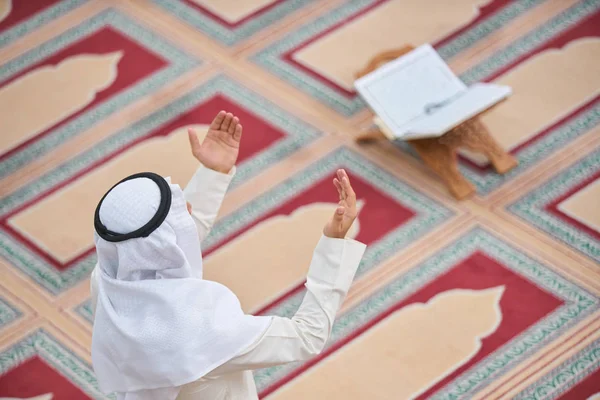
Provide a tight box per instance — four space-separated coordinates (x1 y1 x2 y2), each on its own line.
355 127 388 143
409 139 476 200
443 119 518 174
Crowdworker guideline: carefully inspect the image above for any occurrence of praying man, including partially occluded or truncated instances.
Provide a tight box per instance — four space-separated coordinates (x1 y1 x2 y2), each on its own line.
89 111 366 400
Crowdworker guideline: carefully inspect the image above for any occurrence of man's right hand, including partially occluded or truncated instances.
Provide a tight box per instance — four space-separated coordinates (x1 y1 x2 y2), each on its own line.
188 111 242 174
323 169 359 239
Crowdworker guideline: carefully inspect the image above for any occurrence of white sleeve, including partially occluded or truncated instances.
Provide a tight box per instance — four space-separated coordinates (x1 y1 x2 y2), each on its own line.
207 235 366 375
183 165 235 243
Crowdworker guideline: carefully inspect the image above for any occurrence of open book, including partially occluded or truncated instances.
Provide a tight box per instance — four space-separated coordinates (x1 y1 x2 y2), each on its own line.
354 44 512 140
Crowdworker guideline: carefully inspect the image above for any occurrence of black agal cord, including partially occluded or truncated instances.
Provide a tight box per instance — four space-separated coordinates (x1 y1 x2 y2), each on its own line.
94 172 171 242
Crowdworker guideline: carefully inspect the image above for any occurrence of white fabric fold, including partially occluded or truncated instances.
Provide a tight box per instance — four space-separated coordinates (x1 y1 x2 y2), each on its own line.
91 175 271 400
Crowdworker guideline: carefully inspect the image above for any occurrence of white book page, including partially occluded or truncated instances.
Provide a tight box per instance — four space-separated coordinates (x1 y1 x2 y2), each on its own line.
403 83 512 139
355 44 466 138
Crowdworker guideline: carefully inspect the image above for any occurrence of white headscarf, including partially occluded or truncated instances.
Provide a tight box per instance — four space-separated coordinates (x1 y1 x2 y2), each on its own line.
91 174 271 400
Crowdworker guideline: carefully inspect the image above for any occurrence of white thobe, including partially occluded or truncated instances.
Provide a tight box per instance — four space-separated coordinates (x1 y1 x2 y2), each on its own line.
90 165 366 400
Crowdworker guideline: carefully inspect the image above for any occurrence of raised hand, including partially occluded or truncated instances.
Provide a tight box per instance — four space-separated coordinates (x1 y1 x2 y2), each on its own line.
323 169 359 239
188 111 242 174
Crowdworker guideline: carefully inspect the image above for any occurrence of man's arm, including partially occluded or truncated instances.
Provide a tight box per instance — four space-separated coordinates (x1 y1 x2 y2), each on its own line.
206 235 366 375
204 169 363 374
184 110 243 243
183 165 235 243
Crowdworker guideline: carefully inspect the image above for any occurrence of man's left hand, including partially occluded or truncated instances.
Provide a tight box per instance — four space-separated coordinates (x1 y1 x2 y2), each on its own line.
188 111 242 174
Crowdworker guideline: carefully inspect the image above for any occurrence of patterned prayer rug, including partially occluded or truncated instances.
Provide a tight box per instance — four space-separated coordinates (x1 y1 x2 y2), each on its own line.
1 0 599 399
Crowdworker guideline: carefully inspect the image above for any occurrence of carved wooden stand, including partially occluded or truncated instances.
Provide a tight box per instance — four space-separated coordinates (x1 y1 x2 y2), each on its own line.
355 45 518 199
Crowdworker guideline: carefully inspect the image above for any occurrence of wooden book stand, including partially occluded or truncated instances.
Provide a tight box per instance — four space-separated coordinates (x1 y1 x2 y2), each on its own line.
355 45 518 199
